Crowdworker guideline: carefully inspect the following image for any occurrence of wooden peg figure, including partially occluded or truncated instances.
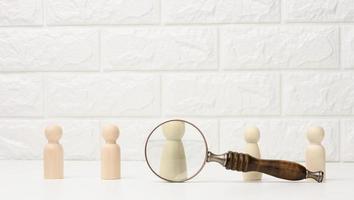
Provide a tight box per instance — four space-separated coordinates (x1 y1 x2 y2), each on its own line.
306 126 326 181
160 121 187 181
101 124 121 180
242 126 262 181
44 125 64 179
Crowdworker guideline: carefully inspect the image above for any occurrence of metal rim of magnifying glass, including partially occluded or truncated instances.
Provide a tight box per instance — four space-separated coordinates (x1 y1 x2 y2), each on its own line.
144 119 209 183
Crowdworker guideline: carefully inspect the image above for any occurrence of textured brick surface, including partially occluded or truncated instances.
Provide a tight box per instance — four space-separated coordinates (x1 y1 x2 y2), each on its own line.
286 0 354 22
341 26 354 68
0 120 43 159
0 75 43 116
163 73 280 116
220 119 339 161
341 120 354 161
283 72 354 115
102 27 217 70
163 0 280 23
0 1 352 161
220 26 339 69
45 74 160 117
0 0 42 25
47 0 159 25
0 29 99 71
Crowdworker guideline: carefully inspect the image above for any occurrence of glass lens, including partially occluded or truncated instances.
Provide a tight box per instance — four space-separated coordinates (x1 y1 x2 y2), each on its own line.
145 120 208 182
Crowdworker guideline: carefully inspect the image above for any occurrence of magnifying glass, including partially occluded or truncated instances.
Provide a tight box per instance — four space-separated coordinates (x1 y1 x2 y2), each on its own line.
144 119 324 183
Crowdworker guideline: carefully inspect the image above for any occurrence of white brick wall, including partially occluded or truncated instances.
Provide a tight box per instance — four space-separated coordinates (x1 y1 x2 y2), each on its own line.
45 74 160 116
285 0 354 22
162 0 280 23
0 29 99 71
162 73 280 116
46 0 159 25
0 0 353 162
220 26 339 69
101 27 217 70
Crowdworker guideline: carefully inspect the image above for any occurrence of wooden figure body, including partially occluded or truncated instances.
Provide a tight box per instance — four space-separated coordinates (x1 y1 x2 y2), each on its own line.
306 126 326 181
160 121 187 181
242 126 262 181
44 125 64 179
101 124 121 180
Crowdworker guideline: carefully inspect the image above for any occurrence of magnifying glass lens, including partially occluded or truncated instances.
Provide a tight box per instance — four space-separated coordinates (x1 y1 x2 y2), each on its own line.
145 120 208 182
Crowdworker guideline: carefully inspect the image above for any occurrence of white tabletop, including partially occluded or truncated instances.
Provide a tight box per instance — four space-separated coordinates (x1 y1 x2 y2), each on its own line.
1 161 353 200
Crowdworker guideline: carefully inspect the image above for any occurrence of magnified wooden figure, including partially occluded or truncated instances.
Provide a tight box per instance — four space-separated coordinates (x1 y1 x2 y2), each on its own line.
160 121 187 181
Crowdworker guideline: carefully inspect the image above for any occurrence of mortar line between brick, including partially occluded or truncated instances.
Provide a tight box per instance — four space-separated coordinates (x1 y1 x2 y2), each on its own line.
99 30 103 73
41 0 46 26
159 0 162 25
149 115 354 119
217 26 221 72
42 0 49 27
279 72 283 116
280 0 284 24
338 26 342 70
2 22 354 29
2 116 354 120
159 74 163 117
42 73 47 119
217 119 221 152
2 68 354 74
338 120 342 162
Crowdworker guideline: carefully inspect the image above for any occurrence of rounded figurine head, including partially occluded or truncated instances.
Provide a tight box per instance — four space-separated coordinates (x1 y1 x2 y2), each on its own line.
307 126 324 144
162 121 185 140
244 126 260 143
102 124 120 143
45 125 63 143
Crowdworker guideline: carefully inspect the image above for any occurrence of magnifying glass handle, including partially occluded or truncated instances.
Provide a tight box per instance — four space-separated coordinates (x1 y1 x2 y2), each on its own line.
208 151 324 182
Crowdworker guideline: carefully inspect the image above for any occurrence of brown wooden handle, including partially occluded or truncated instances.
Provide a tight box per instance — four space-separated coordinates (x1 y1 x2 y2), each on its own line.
224 151 323 182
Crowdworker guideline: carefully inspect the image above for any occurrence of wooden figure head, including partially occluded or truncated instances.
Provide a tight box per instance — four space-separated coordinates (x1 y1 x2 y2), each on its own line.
102 124 120 144
162 121 185 140
244 126 260 143
307 126 324 144
45 125 63 143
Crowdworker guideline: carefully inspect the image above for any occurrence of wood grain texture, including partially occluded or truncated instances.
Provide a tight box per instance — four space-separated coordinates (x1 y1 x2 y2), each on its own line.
224 151 323 182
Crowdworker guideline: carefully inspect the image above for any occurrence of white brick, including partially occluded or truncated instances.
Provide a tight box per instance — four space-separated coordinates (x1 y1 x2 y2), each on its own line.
0 0 42 26
341 120 354 161
0 120 43 159
0 29 99 71
162 0 280 23
46 0 159 25
283 72 354 115
286 0 354 22
220 26 339 69
341 26 354 68
102 27 217 70
44 120 100 160
220 119 339 161
0 75 43 116
45 74 160 117
100 119 218 161
162 73 280 116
